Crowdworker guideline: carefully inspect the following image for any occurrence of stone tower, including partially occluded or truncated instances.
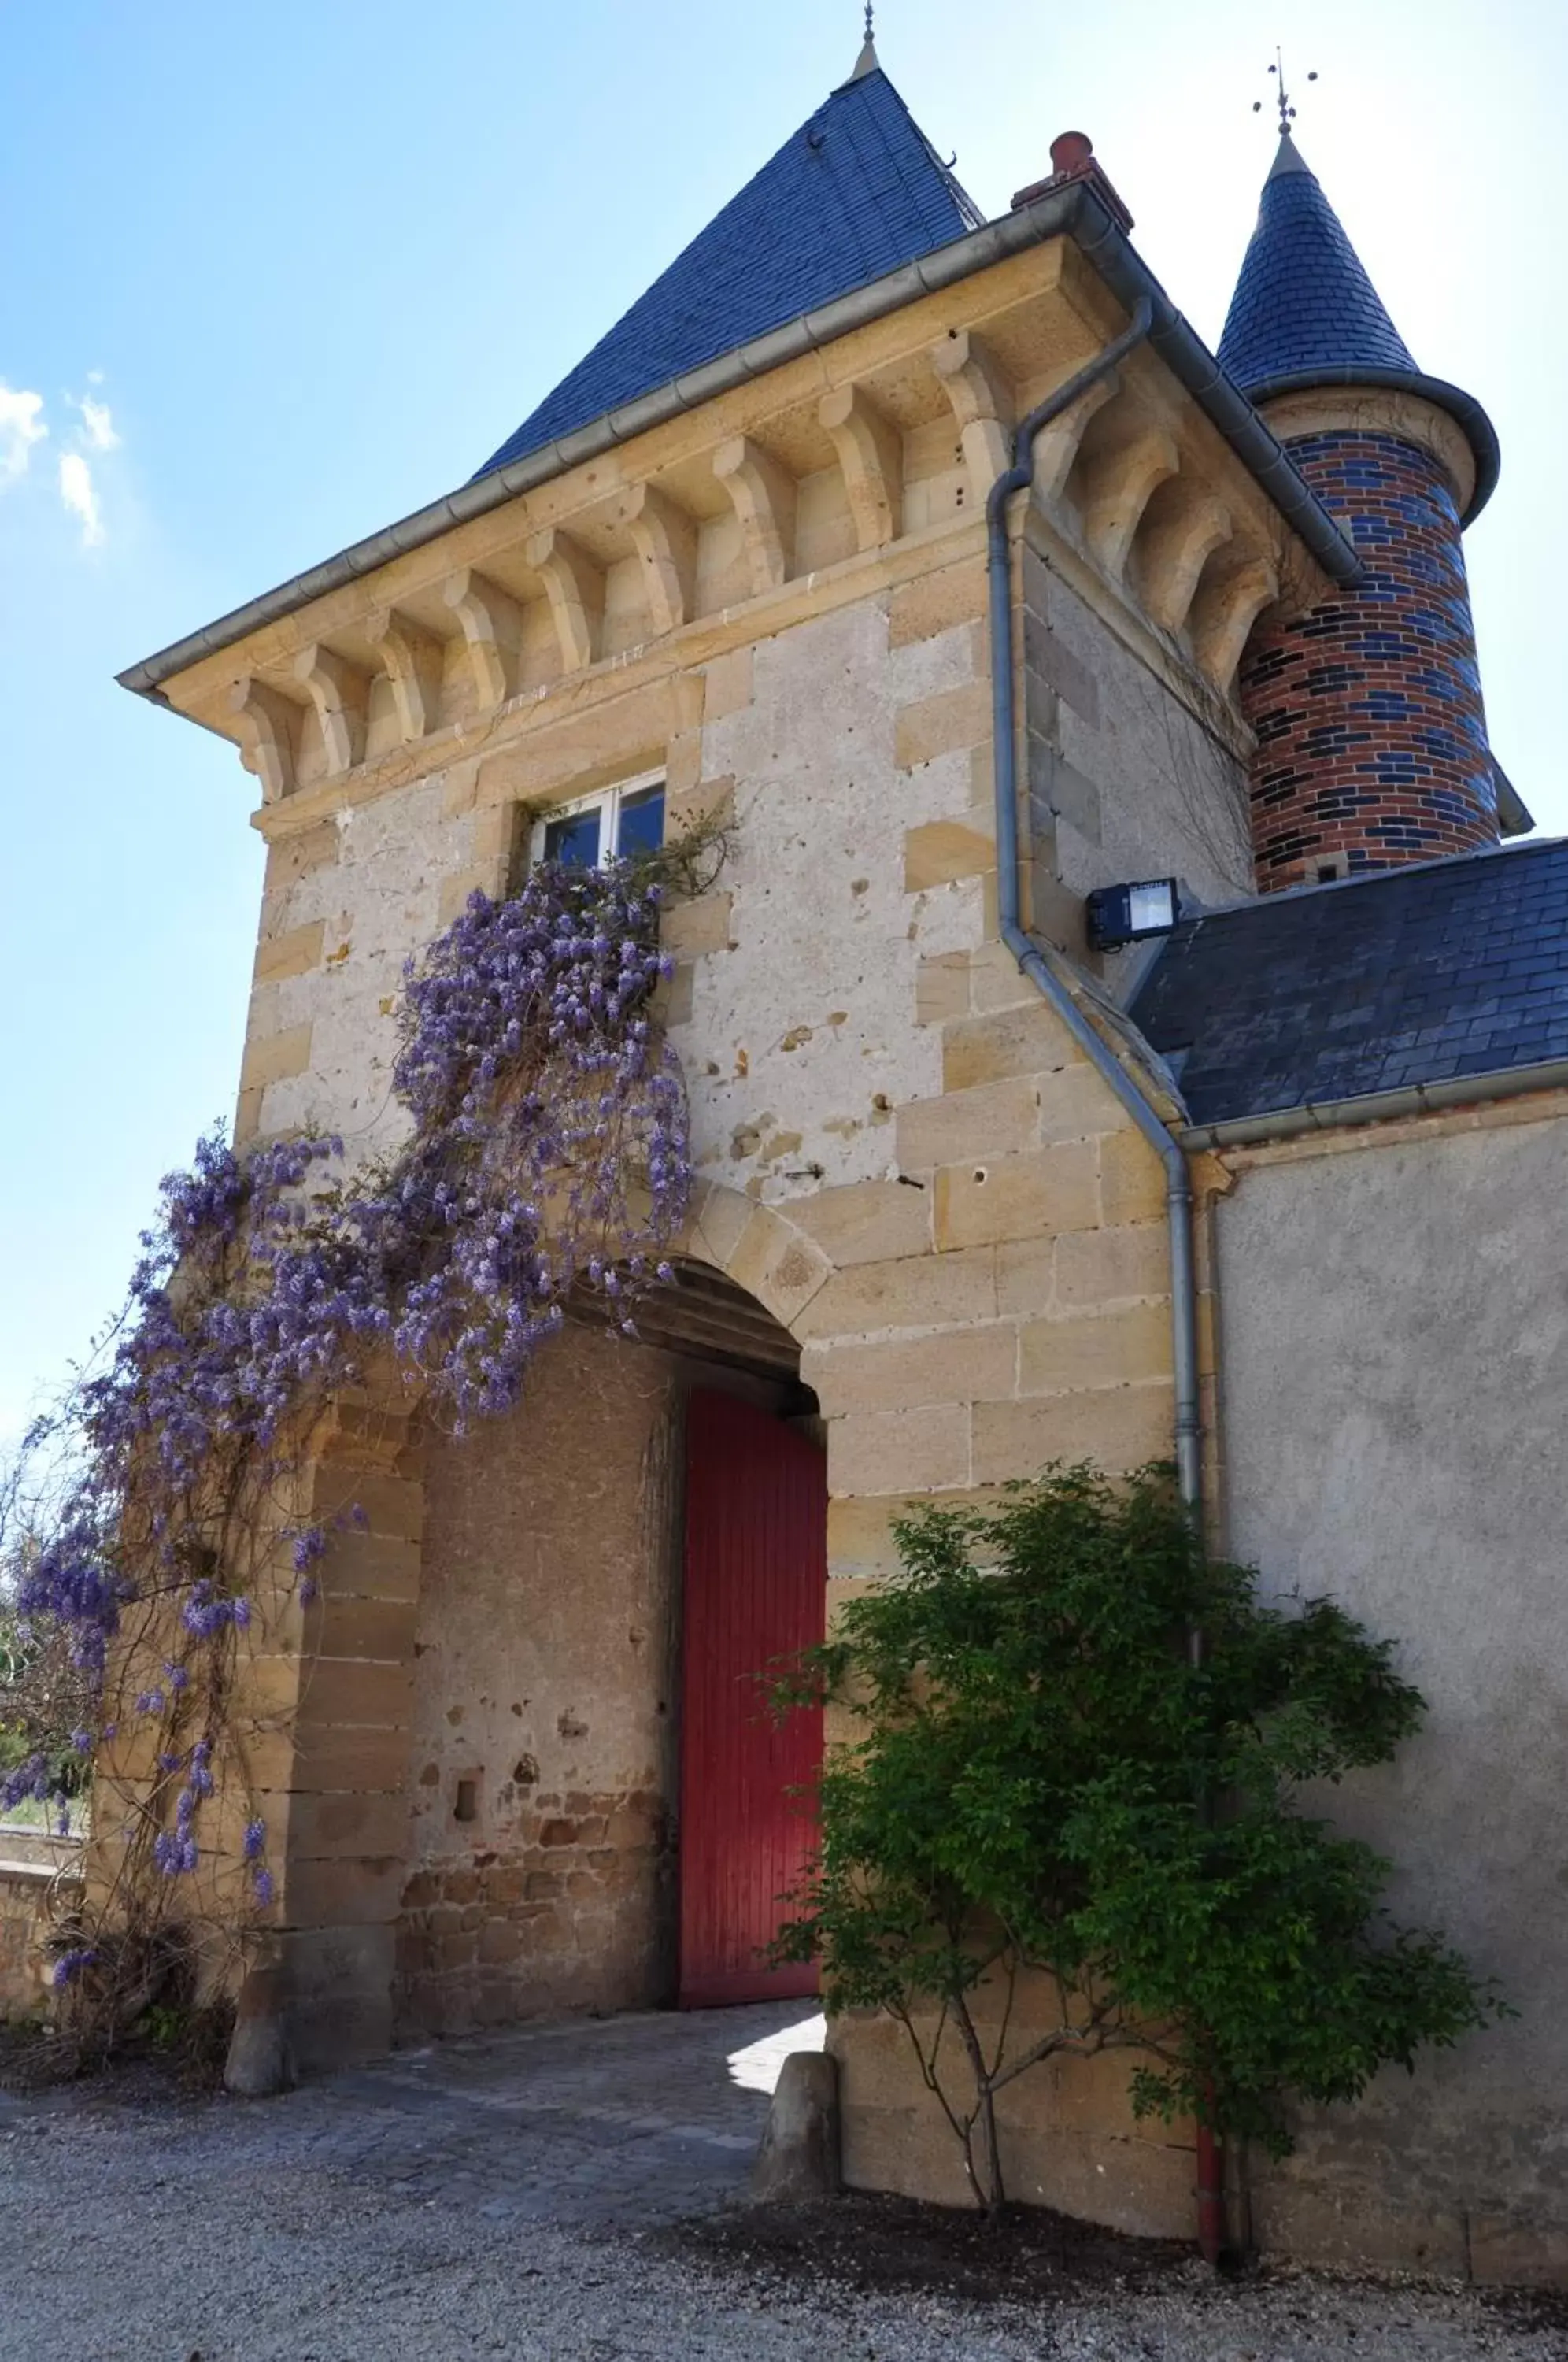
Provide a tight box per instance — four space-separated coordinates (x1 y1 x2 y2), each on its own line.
1220 135 1503 891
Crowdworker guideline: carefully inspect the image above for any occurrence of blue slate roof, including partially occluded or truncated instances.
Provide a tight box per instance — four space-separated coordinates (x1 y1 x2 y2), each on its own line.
475 66 982 480
1218 134 1419 398
1130 841 1568 1127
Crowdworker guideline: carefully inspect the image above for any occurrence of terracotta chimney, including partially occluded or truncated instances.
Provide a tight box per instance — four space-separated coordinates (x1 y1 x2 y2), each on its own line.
1011 131 1134 235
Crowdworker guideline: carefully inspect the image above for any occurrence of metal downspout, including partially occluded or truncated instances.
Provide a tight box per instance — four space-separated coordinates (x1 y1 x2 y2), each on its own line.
985 298 1225 2264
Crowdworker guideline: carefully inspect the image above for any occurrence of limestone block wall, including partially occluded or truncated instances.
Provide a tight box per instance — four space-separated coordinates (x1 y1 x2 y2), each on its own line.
192 498 1254 2159
1213 1100 1568 2282
0 1858 63 2020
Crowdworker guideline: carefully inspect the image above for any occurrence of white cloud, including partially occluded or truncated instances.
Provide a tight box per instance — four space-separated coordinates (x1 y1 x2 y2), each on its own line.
0 383 46 485
72 394 119 451
58 452 103 546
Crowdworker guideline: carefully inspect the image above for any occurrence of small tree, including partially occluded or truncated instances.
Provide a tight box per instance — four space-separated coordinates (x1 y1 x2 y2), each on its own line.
773 1465 1502 2217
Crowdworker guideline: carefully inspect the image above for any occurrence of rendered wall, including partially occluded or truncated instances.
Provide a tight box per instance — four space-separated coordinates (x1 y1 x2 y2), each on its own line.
1215 1105 1568 2282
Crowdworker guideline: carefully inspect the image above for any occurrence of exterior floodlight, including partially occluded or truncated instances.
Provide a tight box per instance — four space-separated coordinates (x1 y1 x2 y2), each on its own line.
1085 877 1180 953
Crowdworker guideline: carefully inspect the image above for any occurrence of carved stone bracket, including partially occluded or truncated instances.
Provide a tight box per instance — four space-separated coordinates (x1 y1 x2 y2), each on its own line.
442 568 523 709
713 435 797 595
620 483 697 638
1080 428 1181 582
819 385 903 550
1030 375 1119 511
292 643 372 775
228 676 301 803
1191 553 1279 694
526 529 605 672
1137 496 1234 637
932 329 1013 502
368 606 444 742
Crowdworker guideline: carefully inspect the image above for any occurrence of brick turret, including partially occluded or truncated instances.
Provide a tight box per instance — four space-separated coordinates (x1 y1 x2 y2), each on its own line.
1220 135 1503 891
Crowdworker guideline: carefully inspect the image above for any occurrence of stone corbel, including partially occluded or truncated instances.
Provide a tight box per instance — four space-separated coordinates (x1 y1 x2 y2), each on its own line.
818 385 903 550
932 328 1013 502
620 483 697 637
228 676 301 803
1030 375 1119 509
442 568 523 709
1136 496 1233 636
1080 428 1181 582
368 605 444 743
292 643 372 775
1190 553 1280 694
526 528 605 673
713 435 797 595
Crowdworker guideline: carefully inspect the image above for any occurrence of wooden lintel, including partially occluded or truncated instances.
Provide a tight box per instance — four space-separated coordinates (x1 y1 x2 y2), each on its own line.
441 568 522 709
367 605 444 742
932 328 1014 502
526 528 604 672
228 676 301 803
713 435 797 595
292 642 371 774
819 384 903 551
619 483 697 638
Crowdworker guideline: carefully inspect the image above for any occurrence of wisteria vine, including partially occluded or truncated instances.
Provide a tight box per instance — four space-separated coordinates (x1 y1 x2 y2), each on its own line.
0 842 697 2022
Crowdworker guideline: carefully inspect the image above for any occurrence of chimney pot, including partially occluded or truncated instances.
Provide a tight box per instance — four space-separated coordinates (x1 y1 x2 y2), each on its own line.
1050 131 1094 176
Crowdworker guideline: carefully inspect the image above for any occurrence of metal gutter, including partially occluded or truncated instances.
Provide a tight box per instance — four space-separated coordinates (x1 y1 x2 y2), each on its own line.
118 182 1362 703
1180 1055 1568 1153
984 294 1204 1531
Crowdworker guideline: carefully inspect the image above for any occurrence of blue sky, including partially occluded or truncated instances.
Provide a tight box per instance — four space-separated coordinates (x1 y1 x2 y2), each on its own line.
2 0 1562 1438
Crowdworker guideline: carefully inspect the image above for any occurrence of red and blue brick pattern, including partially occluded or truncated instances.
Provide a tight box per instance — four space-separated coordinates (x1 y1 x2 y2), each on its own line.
1239 431 1499 893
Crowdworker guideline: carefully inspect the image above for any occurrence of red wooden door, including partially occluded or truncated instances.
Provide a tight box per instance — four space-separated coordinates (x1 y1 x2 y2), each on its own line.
679 1389 825 2008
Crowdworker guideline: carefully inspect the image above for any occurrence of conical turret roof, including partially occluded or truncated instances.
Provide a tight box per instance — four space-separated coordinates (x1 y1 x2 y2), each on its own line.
1218 133 1499 519
474 66 982 481
1219 133 1418 392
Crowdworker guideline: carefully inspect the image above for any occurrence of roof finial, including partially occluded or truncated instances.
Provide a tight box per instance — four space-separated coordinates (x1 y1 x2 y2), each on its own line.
851 0 878 78
1253 46 1317 138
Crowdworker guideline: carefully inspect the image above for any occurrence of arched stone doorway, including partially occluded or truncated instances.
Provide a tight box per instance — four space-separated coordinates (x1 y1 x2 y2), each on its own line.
395 1244 822 2039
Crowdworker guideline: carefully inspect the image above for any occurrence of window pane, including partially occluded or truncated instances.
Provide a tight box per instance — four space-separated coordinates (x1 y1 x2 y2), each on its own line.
615 786 665 859
543 808 602 868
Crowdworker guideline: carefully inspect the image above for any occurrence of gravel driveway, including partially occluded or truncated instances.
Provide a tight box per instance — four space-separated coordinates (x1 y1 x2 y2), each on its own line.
1 2002 1561 2360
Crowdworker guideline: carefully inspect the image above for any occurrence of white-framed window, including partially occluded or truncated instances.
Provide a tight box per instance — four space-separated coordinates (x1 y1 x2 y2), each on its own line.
530 769 666 870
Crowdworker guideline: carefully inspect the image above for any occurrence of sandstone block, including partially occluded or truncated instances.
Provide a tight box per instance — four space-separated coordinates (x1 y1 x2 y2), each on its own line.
915 952 970 1024
889 560 986 648
830 1402 969 1497
704 644 753 720
903 817 995 893
941 1001 1081 1092
895 679 991 771
1048 1223 1168 1312
896 1077 1040 1172
788 1179 932 1268
793 1245 998 1343
1099 1127 1167 1226
661 890 733 958
253 920 325 985
726 1211 833 1325
1018 1301 1172 1394
804 1323 1016 1418
971 1382 1174 1484
934 1142 1098 1250
294 1658 415 1732
239 1022 312 1094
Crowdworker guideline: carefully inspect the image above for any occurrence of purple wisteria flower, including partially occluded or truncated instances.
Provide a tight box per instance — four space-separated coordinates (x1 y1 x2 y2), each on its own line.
7 849 693 1957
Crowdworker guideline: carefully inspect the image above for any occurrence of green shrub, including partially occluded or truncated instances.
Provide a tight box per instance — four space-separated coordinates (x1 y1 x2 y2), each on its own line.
773 1464 1502 2215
